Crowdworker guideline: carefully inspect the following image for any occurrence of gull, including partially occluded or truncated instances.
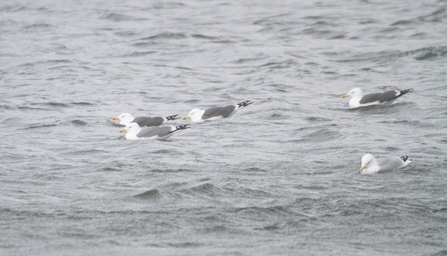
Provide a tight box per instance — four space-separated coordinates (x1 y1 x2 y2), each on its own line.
360 153 412 174
119 123 190 140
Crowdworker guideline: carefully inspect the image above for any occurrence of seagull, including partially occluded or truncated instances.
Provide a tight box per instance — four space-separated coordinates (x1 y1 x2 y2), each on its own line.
112 113 180 127
342 88 413 108
360 153 412 174
182 100 253 123
119 123 190 140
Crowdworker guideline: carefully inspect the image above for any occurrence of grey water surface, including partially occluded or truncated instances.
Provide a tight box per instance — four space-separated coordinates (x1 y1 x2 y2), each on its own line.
1 0 447 255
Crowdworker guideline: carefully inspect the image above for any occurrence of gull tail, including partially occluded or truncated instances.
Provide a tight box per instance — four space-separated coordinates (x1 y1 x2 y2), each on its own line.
400 155 410 162
170 124 190 134
159 124 191 140
400 155 412 168
165 114 180 121
236 100 253 109
399 88 414 96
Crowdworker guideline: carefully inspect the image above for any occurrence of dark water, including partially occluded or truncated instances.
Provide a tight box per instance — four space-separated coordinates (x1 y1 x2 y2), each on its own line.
1 0 447 255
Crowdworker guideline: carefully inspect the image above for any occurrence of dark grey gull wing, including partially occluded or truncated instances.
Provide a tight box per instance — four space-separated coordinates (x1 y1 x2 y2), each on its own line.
376 157 404 173
137 124 190 139
135 126 165 138
133 117 164 127
360 88 413 104
132 114 179 127
202 105 236 119
202 100 253 119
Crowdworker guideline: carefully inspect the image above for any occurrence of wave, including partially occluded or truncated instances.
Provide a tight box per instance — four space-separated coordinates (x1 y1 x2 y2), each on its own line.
139 33 187 41
150 169 195 173
411 46 447 61
391 8 446 26
25 123 58 130
336 45 447 64
296 128 343 143
102 13 146 22
21 23 53 31
134 189 163 200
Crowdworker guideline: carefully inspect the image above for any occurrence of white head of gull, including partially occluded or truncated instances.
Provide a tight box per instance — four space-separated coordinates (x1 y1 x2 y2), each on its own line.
112 113 135 125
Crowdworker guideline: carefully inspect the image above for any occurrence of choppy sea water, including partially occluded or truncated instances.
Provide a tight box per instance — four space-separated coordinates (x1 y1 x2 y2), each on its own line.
1 0 447 255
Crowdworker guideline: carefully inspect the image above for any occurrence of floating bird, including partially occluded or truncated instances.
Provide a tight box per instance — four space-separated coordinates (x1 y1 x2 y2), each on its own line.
360 153 412 174
119 123 190 140
342 88 413 108
182 100 253 123
113 113 180 127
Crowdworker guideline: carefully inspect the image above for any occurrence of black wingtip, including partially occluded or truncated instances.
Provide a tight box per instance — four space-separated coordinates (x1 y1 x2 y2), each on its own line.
400 88 414 95
176 124 191 130
237 100 253 108
166 114 180 121
400 155 410 162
